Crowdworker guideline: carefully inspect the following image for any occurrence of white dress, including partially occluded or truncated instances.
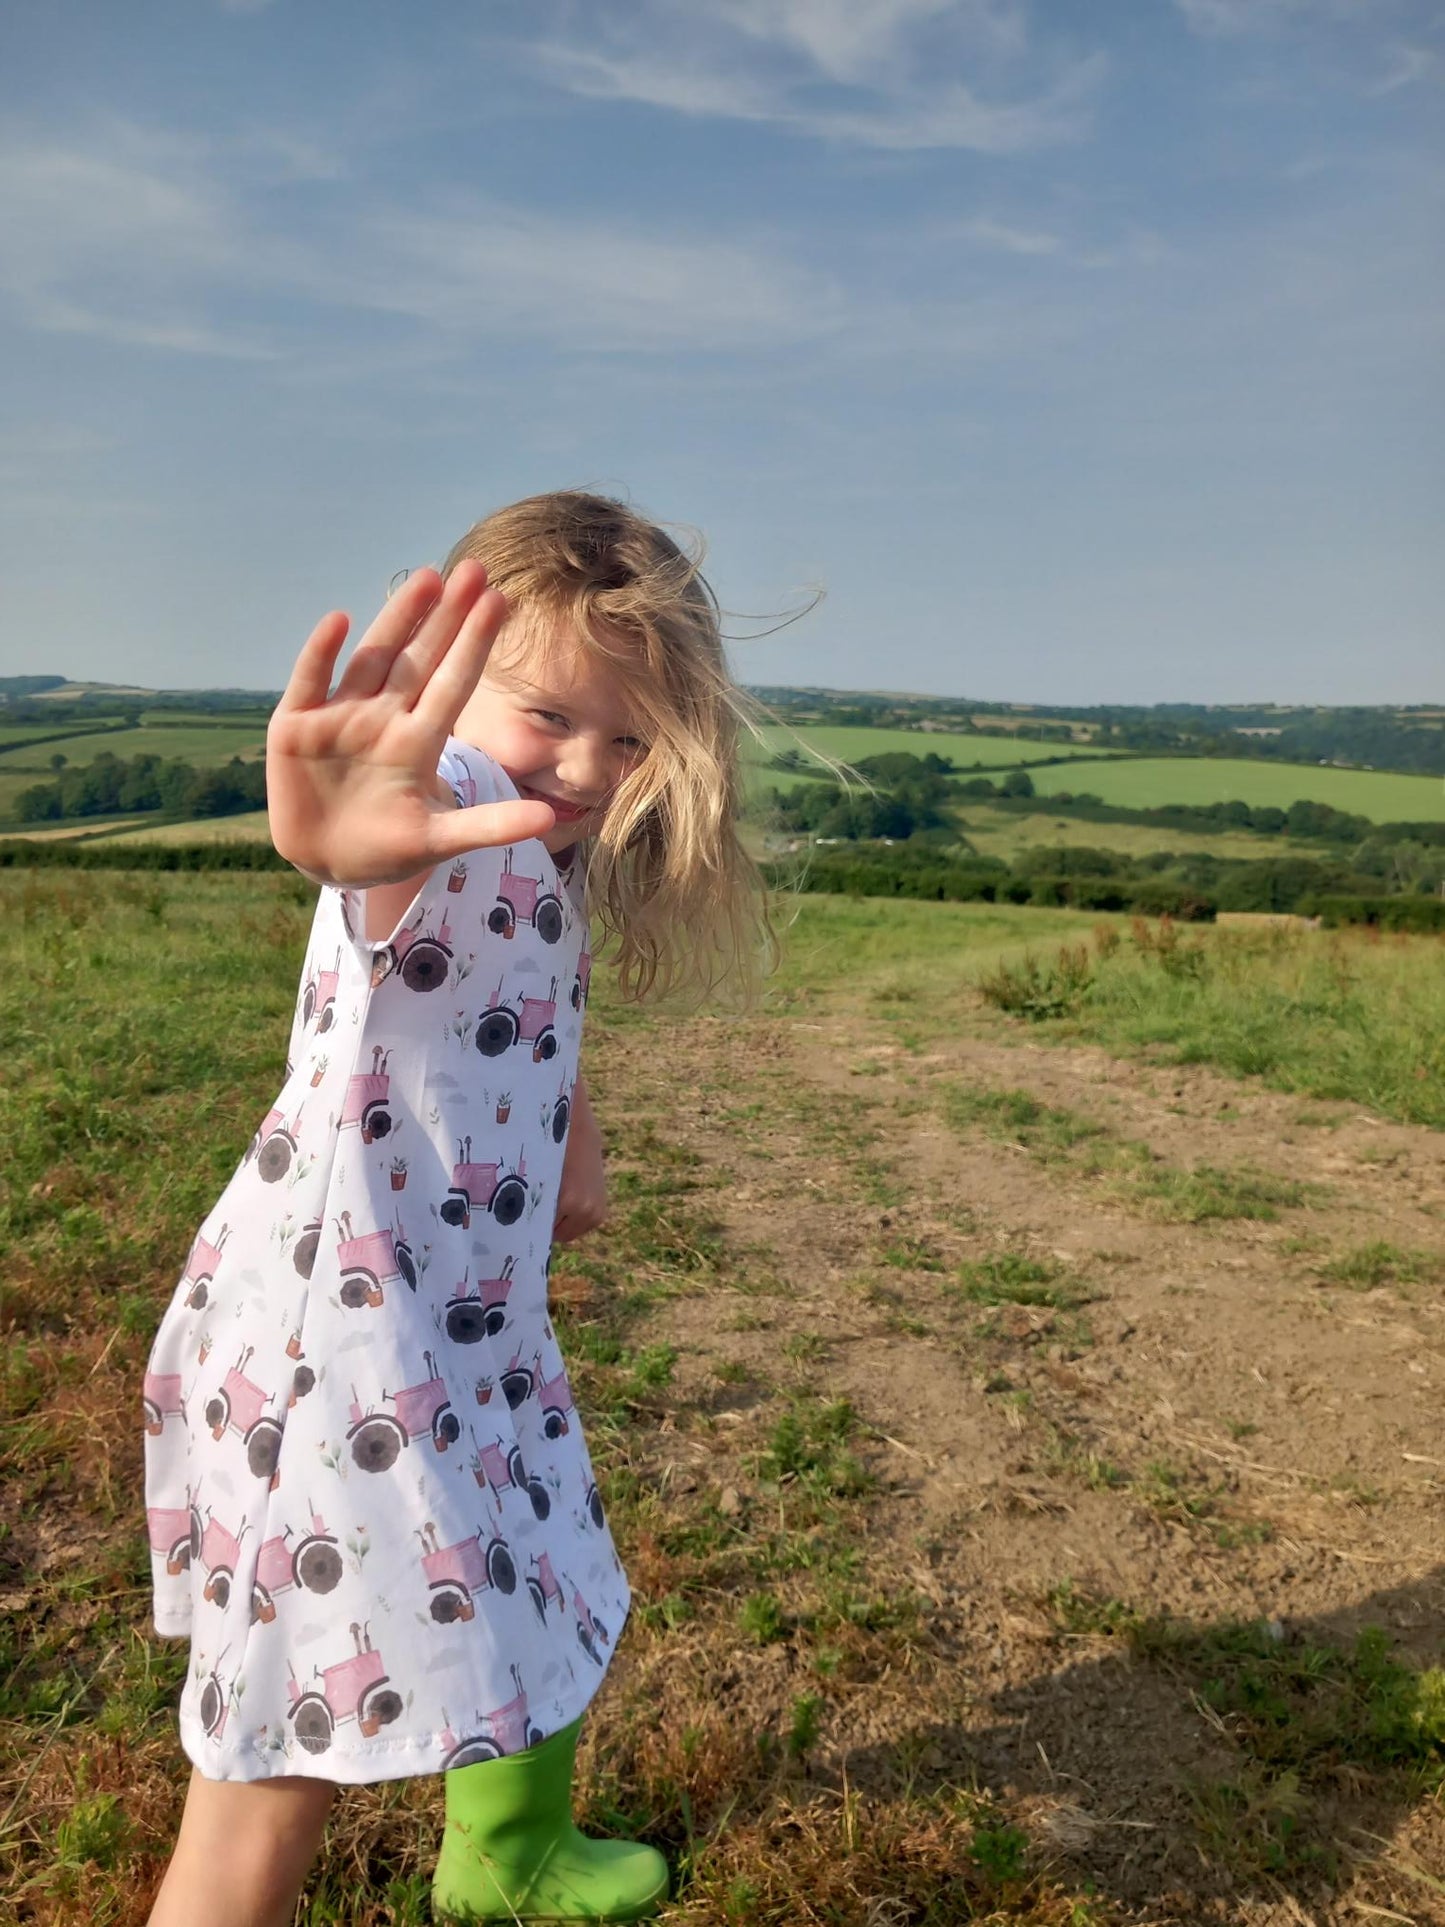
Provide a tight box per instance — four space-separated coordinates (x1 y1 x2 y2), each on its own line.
141 740 629 1783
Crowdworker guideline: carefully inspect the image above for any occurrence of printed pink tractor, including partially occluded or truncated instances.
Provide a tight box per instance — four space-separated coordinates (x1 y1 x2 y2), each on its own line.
248 1107 304 1185
440 1137 527 1230
334 1210 416 1308
488 853 564 945
204 1345 284 1485
572 1585 611 1667
415 1518 518 1623
142 1367 186 1436
339 1046 394 1144
536 1362 574 1441
527 1550 563 1624
146 1501 199 1576
469 1431 552 1521
196 1504 251 1608
302 948 341 1032
347 1355 460 1474
182 1223 229 1309
474 979 559 1063
251 1506 343 1622
571 948 591 1011
287 1621 403 1756
445 1257 514 1344
437 1666 541 1766
387 906 455 994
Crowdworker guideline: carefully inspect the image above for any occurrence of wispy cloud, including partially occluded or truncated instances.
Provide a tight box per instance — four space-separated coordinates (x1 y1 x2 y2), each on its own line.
1370 42 1436 92
0 122 844 362
515 0 1105 152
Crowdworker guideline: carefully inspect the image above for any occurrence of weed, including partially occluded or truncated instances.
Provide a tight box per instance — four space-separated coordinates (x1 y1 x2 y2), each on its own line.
970 1820 1030 1881
786 1691 822 1758
1319 1241 1444 1289
944 1084 1105 1157
977 944 1095 1020
740 1591 788 1644
952 1252 1091 1311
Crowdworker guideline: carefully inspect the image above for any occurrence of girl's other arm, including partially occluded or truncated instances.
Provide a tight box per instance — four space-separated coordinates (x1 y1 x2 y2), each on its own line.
552 1072 607 1245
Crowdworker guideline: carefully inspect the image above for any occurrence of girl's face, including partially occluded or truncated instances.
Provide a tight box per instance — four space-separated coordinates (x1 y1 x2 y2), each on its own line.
453 614 649 854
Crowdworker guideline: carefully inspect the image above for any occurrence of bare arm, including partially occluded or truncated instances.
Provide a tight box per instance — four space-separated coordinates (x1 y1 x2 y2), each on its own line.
552 1071 608 1245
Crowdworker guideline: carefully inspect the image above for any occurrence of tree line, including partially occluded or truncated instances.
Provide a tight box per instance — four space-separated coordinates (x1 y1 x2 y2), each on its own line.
14 751 266 823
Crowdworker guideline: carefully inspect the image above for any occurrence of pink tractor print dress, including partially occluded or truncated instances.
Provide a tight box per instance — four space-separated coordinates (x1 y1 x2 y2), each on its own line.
141 740 628 1784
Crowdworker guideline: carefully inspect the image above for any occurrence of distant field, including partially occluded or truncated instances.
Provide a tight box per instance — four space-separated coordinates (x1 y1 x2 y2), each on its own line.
960 805 1273 865
1029 756 1445 823
0 723 266 768
968 714 1100 740
0 721 127 750
749 724 1115 773
106 810 272 844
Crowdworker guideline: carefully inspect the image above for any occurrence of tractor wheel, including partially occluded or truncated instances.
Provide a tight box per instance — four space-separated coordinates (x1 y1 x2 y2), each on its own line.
199 1675 224 1735
446 1301 489 1344
257 1135 293 1184
491 1176 527 1227
446 1736 503 1767
302 984 316 1026
527 1479 551 1522
588 1484 605 1530
543 1411 567 1442
293 1227 320 1279
551 1097 570 1144
535 1030 558 1062
475 1010 519 1057
291 1694 334 1755
439 1195 468 1228
291 1363 316 1401
527 1576 547 1623
396 1243 417 1292
362 1685 403 1728
247 1418 283 1482
483 1305 507 1338
430 1588 467 1625
340 1275 375 1309
351 1418 405 1474
363 1105 391 1141
488 905 514 937
502 1369 532 1411
203 1393 229 1433
295 1539 343 1594
486 1542 517 1595
535 898 563 945
400 940 448 993
208 1570 232 1609
435 1408 461 1447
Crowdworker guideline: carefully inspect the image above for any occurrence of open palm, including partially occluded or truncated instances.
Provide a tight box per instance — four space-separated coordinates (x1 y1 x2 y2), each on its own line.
266 562 555 889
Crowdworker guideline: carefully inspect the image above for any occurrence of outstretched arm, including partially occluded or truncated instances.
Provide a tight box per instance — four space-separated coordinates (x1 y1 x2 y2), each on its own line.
266 562 555 893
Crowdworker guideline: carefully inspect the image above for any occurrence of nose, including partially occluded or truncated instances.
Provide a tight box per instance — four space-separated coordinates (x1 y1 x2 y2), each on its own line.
556 734 620 801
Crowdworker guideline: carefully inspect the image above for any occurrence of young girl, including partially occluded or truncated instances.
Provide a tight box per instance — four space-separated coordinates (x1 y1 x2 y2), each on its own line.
141 492 767 1926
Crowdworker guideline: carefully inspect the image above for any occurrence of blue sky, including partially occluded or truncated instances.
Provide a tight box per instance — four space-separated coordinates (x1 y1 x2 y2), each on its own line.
0 0 1440 704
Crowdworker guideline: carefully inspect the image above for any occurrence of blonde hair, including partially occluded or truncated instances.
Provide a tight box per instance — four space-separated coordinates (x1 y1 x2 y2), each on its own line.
443 491 775 1005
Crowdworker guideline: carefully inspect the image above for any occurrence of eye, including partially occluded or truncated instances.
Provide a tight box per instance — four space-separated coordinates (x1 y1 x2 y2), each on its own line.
531 709 569 728
616 735 646 754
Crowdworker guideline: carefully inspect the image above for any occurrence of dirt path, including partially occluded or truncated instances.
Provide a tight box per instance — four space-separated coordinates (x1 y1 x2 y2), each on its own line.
596 1004 1445 1922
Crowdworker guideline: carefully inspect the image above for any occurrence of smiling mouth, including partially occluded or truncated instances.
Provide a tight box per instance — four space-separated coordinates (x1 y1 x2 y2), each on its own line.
519 785 595 822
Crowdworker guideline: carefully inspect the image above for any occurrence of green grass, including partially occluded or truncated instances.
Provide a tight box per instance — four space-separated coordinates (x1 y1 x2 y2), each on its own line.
0 722 268 767
1028 755 1445 823
1317 1242 1445 1290
961 803 1276 864
747 723 1116 774
943 1086 1106 1156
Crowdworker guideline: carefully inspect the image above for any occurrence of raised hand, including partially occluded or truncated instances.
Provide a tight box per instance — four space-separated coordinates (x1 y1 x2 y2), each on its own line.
266 562 555 889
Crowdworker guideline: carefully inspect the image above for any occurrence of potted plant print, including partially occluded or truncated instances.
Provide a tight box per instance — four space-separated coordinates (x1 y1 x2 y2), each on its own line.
391 1157 408 1193
448 860 468 894
310 1055 328 1089
495 1092 513 1125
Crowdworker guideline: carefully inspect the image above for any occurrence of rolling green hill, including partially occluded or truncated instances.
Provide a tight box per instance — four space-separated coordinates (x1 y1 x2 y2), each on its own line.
1027 756 1445 822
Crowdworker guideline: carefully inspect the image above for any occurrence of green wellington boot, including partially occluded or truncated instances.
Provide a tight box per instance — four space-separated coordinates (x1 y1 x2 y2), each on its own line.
431 1717 669 1924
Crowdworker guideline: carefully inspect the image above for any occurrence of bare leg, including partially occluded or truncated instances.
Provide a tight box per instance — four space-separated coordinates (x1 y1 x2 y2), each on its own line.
147 1766 338 1927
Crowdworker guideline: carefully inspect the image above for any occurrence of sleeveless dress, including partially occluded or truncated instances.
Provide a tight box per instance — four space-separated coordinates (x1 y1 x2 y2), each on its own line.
141 739 628 1784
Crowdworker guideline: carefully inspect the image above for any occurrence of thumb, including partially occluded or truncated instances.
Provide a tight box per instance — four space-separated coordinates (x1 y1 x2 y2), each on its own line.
423 797 558 863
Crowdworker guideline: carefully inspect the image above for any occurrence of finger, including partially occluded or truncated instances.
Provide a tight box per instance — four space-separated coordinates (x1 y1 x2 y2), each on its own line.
331 568 449 703
383 562 493 709
409 584 511 732
274 612 350 715
420 797 557 866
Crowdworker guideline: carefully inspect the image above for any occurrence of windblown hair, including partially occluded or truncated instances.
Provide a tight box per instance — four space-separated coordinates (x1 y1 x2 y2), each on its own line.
443 491 775 1005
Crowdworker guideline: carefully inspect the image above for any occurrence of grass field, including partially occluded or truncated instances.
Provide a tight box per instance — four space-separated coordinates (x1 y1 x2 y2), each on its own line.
3 875 1443 1925
0 722 129 751
958 804 1274 866
0 723 267 769
747 724 1116 773
1029 755 1445 822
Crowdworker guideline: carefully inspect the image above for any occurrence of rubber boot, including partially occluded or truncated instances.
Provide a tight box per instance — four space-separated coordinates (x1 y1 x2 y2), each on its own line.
431 1717 669 1924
